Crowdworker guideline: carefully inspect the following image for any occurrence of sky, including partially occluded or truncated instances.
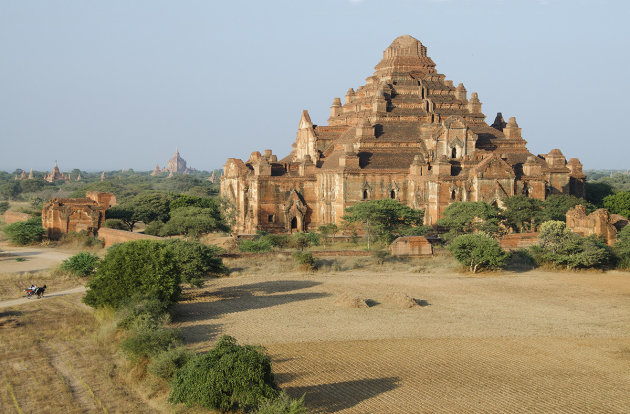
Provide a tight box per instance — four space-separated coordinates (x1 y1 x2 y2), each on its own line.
1 0 629 172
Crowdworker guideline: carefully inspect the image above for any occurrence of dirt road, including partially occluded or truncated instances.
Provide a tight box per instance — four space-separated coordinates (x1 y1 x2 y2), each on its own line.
0 243 72 273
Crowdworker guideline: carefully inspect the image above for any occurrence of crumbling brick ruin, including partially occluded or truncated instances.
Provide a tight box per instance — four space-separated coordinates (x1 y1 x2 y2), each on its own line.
566 205 628 246
41 192 116 239
222 35 585 234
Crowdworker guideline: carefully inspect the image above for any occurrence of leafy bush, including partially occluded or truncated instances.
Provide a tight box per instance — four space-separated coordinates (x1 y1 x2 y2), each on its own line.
120 320 181 361
162 239 228 283
117 296 170 329
535 221 612 269
169 335 278 412
148 347 194 380
159 206 229 238
83 240 181 309
102 219 127 230
256 392 307 414
3 217 45 245
603 191 630 218
239 238 273 252
505 248 536 270
501 195 543 232
290 232 320 250
143 220 164 236
292 251 317 272
614 226 630 269
60 252 100 276
448 233 509 273
437 201 500 235
0 201 9 214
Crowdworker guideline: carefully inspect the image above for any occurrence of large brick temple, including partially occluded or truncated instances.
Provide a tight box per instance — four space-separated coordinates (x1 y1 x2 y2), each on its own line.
221 35 585 234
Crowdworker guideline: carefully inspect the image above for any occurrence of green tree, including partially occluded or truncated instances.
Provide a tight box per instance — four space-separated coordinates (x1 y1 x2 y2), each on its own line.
585 181 614 207
129 192 171 224
3 217 45 245
61 252 100 276
603 191 630 218
83 240 181 308
613 226 630 269
169 194 218 211
0 201 9 214
0 181 21 200
541 194 594 222
318 223 338 244
169 335 278 412
437 201 500 240
447 233 509 273
536 221 612 269
159 206 229 238
161 239 228 284
502 195 543 232
342 199 423 249
106 206 138 231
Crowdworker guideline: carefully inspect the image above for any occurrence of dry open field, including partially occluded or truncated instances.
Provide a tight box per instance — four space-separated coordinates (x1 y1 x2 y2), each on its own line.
174 255 630 413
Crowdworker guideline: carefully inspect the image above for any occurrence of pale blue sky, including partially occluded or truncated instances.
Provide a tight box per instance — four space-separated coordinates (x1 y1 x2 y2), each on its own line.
1 0 628 172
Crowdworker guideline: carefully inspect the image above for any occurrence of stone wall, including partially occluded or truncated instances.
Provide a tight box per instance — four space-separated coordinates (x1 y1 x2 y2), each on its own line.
4 211 33 225
566 205 621 246
96 228 161 248
499 233 539 250
389 236 433 257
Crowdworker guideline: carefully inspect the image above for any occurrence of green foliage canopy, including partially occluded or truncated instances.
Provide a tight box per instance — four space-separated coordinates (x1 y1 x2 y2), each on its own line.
342 199 423 248
603 191 630 218
61 252 100 276
3 217 45 245
83 240 181 308
501 195 543 232
169 335 278 412
447 233 509 273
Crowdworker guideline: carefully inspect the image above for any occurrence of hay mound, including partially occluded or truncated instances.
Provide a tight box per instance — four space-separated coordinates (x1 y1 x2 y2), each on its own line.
334 293 369 308
386 292 419 309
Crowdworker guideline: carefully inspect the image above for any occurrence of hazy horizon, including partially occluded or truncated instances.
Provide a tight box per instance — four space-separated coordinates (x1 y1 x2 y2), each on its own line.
1 0 628 171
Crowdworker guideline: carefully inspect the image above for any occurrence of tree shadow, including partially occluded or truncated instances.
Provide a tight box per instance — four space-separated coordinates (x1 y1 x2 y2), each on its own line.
174 280 329 344
365 299 380 307
415 299 430 307
285 377 400 412
178 322 222 345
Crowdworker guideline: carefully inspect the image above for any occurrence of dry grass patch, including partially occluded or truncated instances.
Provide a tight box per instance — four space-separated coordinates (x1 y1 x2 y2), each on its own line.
385 292 419 308
0 296 154 413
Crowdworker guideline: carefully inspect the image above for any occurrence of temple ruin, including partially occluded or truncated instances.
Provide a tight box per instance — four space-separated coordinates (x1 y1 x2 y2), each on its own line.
221 35 585 234
41 191 117 239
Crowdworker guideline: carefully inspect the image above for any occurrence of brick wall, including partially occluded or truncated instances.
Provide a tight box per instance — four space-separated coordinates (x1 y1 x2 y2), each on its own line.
97 228 161 248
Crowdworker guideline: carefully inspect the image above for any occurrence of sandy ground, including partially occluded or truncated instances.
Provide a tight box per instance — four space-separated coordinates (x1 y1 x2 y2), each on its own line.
0 242 72 273
174 266 630 413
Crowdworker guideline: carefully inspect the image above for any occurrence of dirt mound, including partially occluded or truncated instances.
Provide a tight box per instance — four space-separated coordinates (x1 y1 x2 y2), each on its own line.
386 292 419 308
334 293 369 308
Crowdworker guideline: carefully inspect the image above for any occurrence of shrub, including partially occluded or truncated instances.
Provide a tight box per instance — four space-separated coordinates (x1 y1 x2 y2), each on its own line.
159 206 229 238
117 296 170 329
292 251 317 272
3 217 45 245
162 239 228 284
536 221 613 269
239 238 273 253
143 220 163 236
448 233 509 273
83 240 181 309
169 335 278 412
120 322 181 361
148 346 194 380
0 201 9 214
614 226 630 269
256 392 307 414
102 219 126 230
60 252 100 277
